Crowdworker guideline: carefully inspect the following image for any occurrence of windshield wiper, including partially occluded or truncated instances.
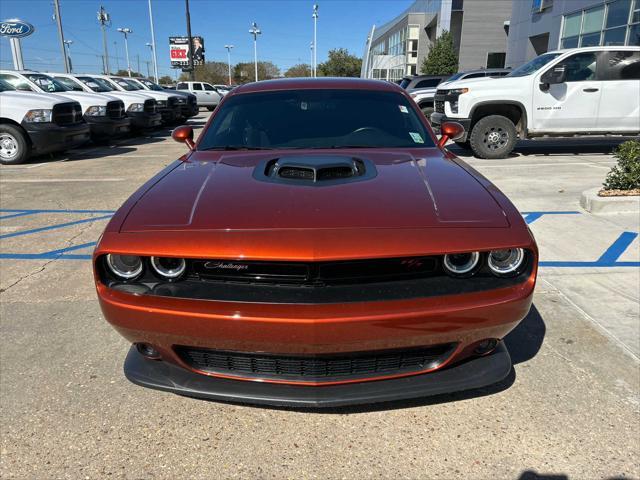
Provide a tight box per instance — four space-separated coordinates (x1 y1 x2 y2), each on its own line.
202 145 276 151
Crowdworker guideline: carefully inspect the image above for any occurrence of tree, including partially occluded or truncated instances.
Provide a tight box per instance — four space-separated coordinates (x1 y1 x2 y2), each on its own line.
284 64 312 78
420 31 458 75
179 61 229 84
317 48 362 77
233 61 280 83
114 69 143 77
158 75 173 85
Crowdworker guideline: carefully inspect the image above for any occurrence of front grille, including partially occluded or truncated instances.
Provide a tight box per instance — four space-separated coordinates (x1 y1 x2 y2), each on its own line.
143 99 157 114
175 343 456 382
52 102 83 126
106 100 125 119
435 100 445 113
435 89 447 96
168 96 179 107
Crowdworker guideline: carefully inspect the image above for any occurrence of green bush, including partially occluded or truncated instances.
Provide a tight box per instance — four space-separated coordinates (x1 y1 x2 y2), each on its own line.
602 140 640 191
420 31 458 75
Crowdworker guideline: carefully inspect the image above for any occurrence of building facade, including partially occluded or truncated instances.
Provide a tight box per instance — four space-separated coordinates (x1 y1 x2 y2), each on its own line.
361 0 512 81
506 0 640 67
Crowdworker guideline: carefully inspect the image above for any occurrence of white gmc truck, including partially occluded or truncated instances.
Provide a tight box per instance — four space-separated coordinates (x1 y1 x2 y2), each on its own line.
431 46 640 159
0 78 90 165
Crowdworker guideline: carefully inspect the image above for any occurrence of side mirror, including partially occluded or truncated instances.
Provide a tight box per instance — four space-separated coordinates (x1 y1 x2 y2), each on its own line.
172 125 195 150
540 64 566 91
438 122 465 148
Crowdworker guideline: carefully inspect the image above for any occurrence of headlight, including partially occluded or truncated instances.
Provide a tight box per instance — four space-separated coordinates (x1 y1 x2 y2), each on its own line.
443 252 480 276
127 103 144 112
488 248 525 276
23 109 52 123
451 101 459 113
157 100 167 107
85 105 107 116
448 88 469 95
106 254 143 280
177 98 186 104
151 257 186 279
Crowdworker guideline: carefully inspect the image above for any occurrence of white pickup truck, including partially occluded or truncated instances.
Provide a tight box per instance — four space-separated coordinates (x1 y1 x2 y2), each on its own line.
0 78 90 165
431 46 640 159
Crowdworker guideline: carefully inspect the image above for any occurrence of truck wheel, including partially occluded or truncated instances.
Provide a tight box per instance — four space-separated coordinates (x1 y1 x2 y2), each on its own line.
0 124 29 165
469 115 517 159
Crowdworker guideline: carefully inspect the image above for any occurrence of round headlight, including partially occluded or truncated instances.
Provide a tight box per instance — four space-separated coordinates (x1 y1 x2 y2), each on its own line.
443 252 480 276
106 254 143 280
151 257 186 279
488 248 525 276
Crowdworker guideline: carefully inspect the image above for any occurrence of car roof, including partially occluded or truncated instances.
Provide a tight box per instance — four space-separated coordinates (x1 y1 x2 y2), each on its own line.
233 77 403 95
547 46 640 54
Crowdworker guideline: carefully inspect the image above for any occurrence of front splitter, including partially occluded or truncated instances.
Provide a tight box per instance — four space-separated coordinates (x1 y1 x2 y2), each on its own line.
123 342 512 408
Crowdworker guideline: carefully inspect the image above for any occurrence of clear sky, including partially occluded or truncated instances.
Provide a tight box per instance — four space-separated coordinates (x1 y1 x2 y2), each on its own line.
0 0 411 78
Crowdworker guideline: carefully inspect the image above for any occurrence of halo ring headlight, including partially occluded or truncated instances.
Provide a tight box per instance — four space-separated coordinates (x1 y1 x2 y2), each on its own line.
488 248 525 276
443 252 480 276
151 256 186 279
106 254 143 280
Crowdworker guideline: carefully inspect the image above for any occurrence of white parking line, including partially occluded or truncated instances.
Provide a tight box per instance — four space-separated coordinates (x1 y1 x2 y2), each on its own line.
0 178 124 183
475 161 616 168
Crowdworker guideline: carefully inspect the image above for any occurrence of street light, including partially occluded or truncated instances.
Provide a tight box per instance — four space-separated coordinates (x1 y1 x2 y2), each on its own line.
312 4 318 77
224 44 234 86
249 22 261 82
117 27 133 76
310 42 314 77
63 40 73 72
145 42 154 79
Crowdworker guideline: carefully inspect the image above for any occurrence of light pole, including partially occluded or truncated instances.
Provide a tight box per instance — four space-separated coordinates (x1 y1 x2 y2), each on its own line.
145 43 155 79
97 6 111 74
312 4 318 77
63 40 73 72
53 0 71 73
310 42 314 77
224 44 234 85
117 27 133 76
249 22 261 82
147 0 159 83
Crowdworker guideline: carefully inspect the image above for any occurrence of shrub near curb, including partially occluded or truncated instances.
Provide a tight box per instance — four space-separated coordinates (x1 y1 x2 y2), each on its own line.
601 140 640 196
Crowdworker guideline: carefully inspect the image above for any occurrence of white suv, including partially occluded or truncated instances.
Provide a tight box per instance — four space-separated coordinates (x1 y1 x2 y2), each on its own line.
176 81 222 110
430 47 640 159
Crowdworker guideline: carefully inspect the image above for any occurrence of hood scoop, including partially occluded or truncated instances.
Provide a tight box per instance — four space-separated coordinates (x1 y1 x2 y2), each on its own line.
254 155 377 186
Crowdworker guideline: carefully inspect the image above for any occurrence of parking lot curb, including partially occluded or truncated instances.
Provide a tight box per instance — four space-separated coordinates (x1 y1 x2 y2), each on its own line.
580 187 640 215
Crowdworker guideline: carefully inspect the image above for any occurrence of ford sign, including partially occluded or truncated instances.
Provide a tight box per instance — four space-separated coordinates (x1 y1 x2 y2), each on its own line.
0 19 35 38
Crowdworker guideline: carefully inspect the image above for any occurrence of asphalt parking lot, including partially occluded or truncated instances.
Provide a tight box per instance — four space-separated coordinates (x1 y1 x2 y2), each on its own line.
0 112 638 479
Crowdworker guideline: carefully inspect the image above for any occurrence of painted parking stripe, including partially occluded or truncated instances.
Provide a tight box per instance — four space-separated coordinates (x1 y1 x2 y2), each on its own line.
522 211 581 224
0 214 113 240
539 232 639 268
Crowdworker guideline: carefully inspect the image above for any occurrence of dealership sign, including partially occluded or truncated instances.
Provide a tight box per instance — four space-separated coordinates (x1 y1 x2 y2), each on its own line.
169 36 204 69
0 19 35 38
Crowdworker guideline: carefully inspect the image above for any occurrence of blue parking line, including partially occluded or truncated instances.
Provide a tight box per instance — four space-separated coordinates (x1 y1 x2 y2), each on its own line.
0 211 42 220
0 215 113 240
539 231 639 267
0 253 92 260
522 211 580 224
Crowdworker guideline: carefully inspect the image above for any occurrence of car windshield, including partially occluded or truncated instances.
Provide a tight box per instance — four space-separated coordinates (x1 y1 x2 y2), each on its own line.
507 53 562 77
443 72 465 83
24 73 70 92
77 76 113 92
138 78 164 91
199 89 434 150
54 77 84 91
110 78 141 91
0 79 16 91
399 78 411 89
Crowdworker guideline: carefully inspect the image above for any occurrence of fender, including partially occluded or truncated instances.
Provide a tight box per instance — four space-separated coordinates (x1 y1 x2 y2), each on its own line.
469 100 529 137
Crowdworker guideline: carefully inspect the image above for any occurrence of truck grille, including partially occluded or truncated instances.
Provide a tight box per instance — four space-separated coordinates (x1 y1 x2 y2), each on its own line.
175 343 456 382
143 99 157 114
106 100 126 119
435 100 445 113
168 96 179 107
52 102 83 126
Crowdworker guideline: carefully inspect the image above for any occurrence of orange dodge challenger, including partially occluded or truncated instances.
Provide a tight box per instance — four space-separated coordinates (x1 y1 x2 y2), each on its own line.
94 78 537 407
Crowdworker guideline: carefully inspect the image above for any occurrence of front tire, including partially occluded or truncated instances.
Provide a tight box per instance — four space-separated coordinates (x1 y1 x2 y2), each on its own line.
0 124 29 165
469 115 517 159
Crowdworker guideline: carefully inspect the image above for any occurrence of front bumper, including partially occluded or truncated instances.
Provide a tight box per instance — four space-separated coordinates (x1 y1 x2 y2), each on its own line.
430 112 471 141
23 121 91 155
159 106 181 124
124 340 512 407
128 112 162 130
84 116 130 140
179 103 199 119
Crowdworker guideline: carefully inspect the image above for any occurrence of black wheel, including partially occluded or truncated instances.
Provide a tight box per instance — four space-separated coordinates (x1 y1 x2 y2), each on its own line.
420 106 434 124
454 140 471 150
206 106 215 111
469 115 517 159
0 124 29 165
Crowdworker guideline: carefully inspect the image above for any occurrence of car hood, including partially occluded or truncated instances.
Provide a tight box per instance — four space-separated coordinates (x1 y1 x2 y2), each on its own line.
438 76 515 90
134 90 173 100
121 150 509 233
49 91 119 108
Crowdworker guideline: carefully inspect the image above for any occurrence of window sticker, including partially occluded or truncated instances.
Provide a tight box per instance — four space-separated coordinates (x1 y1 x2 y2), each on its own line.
399 105 409 113
409 132 424 143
